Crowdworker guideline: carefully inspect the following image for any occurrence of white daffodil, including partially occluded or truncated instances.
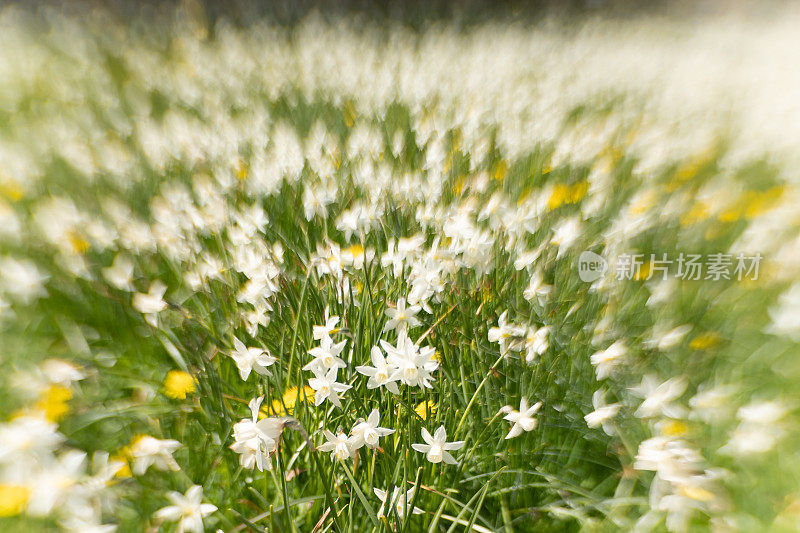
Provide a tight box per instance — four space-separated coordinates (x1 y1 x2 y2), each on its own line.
0 416 65 463
374 486 424 520
488 311 527 354
230 396 277 471
381 331 438 389
307 367 352 408
524 326 549 363
584 390 621 435
350 409 395 450
501 397 542 439
230 337 276 380
317 429 356 461
631 375 688 419
130 436 181 475
411 425 464 465
523 271 553 305
304 334 347 374
102 254 134 291
40 359 85 386
26 450 87 516
312 308 341 340
132 281 168 326
383 298 421 333
590 340 627 380
153 485 217 533
355 346 401 394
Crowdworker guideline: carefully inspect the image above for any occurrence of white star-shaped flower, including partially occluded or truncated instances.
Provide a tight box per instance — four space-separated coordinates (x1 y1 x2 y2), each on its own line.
411 425 464 464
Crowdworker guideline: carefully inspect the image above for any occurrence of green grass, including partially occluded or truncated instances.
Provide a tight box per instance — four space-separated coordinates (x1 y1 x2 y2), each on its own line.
1 8 799 533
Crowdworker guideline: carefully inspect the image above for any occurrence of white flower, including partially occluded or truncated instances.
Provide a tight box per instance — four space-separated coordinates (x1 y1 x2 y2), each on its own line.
688 385 735 423
584 390 620 435
350 409 395 450
0 416 65 464
317 429 356 461
26 450 87 516
383 298 421 333
0 257 48 303
631 375 687 419
230 397 278 471
132 281 168 325
130 436 181 475
230 337 276 380
40 359 84 386
501 398 542 439
381 331 438 389
523 271 553 304
590 340 627 380
488 311 527 354
634 436 704 485
102 254 134 291
523 326 549 363
307 367 352 408
411 425 464 464
153 485 217 533
550 217 581 256
719 400 788 456
304 334 347 374
374 486 423 520
312 309 341 340
355 346 401 394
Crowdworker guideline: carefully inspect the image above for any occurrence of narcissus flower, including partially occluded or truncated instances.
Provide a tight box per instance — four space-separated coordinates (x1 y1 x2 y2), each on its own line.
350 409 395 450
412 425 464 464
230 396 278 471
129 435 181 475
230 337 276 381
317 429 356 461
383 297 421 333
132 281 168 326
153 485 217 533
356 346 400 394
374 486 423 520
307 367 352 408
501 397 542 439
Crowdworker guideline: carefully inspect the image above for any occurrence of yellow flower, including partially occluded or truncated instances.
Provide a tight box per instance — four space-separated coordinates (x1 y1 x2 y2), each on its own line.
67 231 90 254
414 400 438 421
110 451 133 478
492 160 508 181
236 159 248 181
547 182 588 210
34 385 72 422
164 370 196 400
689 332 721 350
660 420 689 437
266 386 315 417
679 201 710 226
0 484 29 517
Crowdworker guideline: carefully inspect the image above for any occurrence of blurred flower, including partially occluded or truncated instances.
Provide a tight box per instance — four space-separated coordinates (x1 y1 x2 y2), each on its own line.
164 370 196 400
501 398 543 439
153 485 216 533
129 436 181 475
